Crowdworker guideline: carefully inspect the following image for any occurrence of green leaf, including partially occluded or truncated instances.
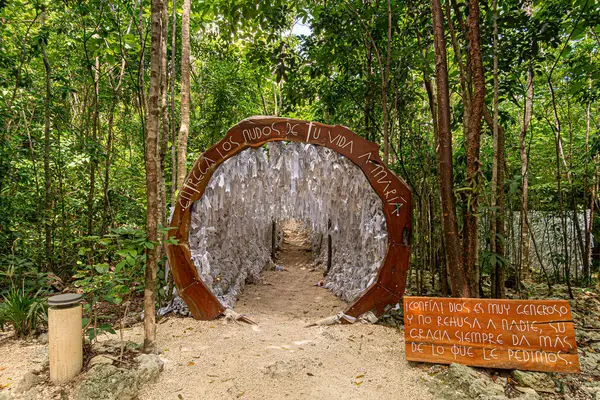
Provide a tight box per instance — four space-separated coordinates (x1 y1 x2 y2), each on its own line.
98 323 116 334
95 263 110 274
115 261 127 273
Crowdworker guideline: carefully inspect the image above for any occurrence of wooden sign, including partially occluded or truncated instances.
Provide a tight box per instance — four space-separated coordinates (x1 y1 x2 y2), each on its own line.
166 116 413 320
403 296 580 373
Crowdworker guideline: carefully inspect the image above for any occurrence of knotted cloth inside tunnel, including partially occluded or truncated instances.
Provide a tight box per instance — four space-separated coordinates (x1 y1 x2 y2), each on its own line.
188 142 388 308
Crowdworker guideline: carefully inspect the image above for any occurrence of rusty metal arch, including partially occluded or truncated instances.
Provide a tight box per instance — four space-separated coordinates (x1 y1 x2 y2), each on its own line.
165 116 412 320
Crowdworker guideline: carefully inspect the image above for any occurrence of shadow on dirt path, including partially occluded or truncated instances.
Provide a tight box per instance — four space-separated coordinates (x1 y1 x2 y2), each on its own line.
236 220 346 323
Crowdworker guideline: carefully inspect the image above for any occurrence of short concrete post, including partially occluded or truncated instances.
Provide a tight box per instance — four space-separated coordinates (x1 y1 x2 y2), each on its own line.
48 293 83 384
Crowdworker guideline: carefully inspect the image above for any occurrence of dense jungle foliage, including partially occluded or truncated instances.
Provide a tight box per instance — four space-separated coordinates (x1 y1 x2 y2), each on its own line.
0 0 599 343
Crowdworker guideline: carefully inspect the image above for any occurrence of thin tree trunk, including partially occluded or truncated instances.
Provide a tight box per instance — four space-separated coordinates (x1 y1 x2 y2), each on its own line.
490 0 498 297
41 6 53 271
138 0 148 119
566 99 587 284
490 0 505 298
101 101 116 235
464 0 485 298
520 66 534 281
431 0 469 297
273 82 278 116
176 0 191 189
444 0 471 142
365 37 372 141
584 86 591 284
170 0 177 208
524 212 553 293
158 0 169 232
382 0 392 163
548 80 574 299
144 0 163 353
101 59 127 235
414 24 437 139
87 57 100 236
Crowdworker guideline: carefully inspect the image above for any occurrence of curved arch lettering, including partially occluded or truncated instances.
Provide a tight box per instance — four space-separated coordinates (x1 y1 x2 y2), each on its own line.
165 116 413 320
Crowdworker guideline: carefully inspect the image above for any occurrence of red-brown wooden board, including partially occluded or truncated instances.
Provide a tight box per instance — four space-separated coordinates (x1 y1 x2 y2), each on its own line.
165 116 413 320
403 296 580 373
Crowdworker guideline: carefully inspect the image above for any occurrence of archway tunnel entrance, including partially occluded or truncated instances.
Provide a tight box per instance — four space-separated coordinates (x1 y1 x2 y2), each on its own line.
166 117 412 320
187 141 389 319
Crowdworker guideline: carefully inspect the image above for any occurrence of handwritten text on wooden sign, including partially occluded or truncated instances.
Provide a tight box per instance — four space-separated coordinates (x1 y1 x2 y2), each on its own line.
403 296 580 373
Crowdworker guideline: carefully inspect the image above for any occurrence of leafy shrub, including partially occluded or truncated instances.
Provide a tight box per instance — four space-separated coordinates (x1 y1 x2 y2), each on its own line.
1 288 47 337
0 254 48 296
73 226 174 341
0 304 6 331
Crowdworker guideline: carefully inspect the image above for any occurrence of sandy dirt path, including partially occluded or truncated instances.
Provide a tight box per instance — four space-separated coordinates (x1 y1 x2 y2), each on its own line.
134 225 433 400
0 224 433 400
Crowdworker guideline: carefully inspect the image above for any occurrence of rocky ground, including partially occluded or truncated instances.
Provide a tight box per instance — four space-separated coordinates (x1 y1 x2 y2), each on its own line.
0 336 163 400
0 228 598 399
383 280 600 400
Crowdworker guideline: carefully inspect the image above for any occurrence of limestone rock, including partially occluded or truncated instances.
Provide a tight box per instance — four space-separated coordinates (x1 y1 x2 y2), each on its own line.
580 350 600 374
514 386 541 400
511 370 555 393
37 333 48 345
88 355 114 368
445 363 479 391
581 381 600 400
76 364 138 400
76 352 163 400
31 347 48 364
15 372 42 394
134 354 164 384
442 363 505 399
468 378 504 398
91 340 141 356
0 391 11 400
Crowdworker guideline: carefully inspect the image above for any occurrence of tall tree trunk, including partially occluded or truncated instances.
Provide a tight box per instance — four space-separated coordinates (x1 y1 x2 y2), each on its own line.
87 57 100 236
566 99 587 284
101 100 116 236
520 66 534 281
444 0 471 143
365 37 372 141
414 22 437 139
548 80 574 299
490 0 505 298
431 0 469 297
144 0 163 353
464 0 485 297
490 0 498 296
170 0 177 208
176 0 191 189
584 83 591 284
101 59 127 235
382 0 392 163
41 6 53 271
137 0 148 132
158 0 169 231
